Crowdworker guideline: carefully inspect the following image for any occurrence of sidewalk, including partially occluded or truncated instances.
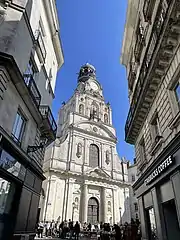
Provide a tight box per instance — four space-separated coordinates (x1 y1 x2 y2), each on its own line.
35 237 60 240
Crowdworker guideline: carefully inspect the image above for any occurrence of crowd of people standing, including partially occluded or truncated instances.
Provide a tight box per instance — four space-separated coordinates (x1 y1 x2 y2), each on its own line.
36 218 141 240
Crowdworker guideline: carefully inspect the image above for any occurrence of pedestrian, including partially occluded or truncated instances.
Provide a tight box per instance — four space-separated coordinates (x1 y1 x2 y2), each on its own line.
69 219 74 239
113 224 121 240
74 221 80 240
44 221 48 237
87 223 92 231
37 221 44 238
59 221 64 238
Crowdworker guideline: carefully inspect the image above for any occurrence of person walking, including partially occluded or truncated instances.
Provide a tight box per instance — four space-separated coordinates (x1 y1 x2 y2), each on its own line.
113 224 121 240
74 221 80 240
69 219 74 239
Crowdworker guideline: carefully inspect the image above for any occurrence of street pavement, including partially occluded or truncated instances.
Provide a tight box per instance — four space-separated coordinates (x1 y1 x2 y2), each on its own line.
35 237 60 240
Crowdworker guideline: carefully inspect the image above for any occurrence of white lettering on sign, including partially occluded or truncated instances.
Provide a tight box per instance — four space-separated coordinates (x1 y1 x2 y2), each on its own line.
144 156 173 185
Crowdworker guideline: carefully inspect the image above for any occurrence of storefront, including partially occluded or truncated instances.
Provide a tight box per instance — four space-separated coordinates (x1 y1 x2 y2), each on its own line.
133 134 180 240
0 128 45 240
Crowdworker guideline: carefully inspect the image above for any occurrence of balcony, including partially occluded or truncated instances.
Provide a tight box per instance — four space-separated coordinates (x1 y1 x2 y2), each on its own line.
39 106 57 144
24 74 41 107
125 0 179 144
34 30 46 63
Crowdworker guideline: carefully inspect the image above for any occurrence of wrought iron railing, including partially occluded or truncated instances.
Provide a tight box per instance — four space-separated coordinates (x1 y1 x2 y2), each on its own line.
34 30 47 61
125 1 170 140
39 106 57 136
23 74 41 107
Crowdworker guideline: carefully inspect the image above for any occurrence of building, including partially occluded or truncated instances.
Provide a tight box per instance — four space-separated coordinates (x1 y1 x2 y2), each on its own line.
0 0 63 239
121 0 180 239
127 160 139 220
40 63 131 225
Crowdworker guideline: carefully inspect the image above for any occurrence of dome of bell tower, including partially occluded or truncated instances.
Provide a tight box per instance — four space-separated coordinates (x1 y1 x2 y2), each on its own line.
78 63 96 82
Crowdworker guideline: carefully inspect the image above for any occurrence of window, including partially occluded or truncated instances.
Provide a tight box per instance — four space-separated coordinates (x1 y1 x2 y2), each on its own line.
89 144 99 167
146 208 158 239
168 76 180 119
24 58 37 84
0 182 5 191
134 18 145 63
150 113 161 142
143 0 156 23
134 203 138 211
175 82 180 108
12 110 26 145
90 102 99 119
139 137 146 165
132 175 135 182
79 104 84 115
104 114 109 124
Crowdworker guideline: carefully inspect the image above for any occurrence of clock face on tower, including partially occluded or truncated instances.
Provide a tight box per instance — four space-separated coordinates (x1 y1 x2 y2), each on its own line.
90 81 99 91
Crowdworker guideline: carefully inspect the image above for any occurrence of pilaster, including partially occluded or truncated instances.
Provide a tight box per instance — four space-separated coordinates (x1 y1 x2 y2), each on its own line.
81 183 88 223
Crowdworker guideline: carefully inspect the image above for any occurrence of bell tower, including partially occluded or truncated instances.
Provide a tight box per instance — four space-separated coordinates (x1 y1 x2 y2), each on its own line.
41 64 131 225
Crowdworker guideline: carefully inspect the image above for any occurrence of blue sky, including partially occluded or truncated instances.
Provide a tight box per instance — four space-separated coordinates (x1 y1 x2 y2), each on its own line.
53 0 134 161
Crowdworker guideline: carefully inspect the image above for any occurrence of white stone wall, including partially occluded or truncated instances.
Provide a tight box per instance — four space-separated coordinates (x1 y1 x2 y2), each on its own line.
40 174 131 224
127 164 139 219
135 44 180 175
0 0 63 106
0 0 63 166
121 0 180 177
41 66 131 224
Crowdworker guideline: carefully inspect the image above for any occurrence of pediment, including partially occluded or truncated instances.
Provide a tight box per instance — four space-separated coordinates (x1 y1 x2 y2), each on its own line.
74 121 116 140
86 167 111 179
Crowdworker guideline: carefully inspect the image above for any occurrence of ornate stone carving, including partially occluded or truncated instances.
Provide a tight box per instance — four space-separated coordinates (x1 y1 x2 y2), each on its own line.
76 143 82 158
105 150 110 165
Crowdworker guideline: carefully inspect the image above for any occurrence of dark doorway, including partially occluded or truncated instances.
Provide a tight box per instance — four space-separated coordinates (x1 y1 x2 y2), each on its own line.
163 199 180 240
0 176 20 240
36 208 41 224
87 197 99 224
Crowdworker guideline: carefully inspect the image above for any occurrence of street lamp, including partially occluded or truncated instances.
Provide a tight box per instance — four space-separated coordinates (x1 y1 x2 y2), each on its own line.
72 202 75 222
119 207 122 225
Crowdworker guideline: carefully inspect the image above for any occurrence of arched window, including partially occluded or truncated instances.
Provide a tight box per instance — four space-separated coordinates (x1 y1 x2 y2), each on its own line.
90 102 99 119
104 114 109 124
89 144 99 167
79 104 84 115
108 201 111 212
76 143 82 158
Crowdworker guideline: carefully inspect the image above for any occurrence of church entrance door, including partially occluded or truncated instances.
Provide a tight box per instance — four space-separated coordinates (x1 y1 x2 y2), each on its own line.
87 197 99 224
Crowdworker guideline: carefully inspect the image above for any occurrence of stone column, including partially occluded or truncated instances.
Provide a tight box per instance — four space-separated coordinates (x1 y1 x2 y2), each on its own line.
81 184 88 223
66 179 75 220
113 189 118 224
138 197 148 240
151 188 163 240
101 188 106 222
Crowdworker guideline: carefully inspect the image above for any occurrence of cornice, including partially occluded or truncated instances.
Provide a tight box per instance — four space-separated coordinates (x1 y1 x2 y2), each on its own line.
48 168 131 188
72 125 117 143
43 0 64 69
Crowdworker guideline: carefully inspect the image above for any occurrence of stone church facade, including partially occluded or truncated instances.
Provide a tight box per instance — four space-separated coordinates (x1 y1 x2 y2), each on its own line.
40 64 131 224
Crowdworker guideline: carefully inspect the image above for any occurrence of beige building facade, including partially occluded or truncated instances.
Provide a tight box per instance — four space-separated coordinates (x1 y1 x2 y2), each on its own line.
127 161 139 220
40 64 131 225
0 0 63 239
122 0 180 240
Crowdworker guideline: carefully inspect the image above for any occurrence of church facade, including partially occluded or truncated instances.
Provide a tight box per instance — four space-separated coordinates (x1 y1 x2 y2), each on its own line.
40 64 131 224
